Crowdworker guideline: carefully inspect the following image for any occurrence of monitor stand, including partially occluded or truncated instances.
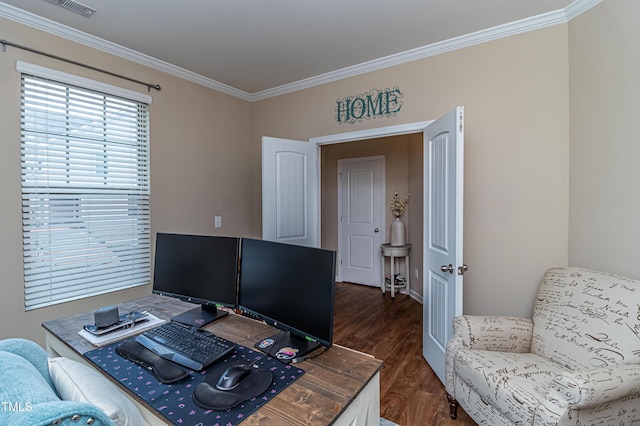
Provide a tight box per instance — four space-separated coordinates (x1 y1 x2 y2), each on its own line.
254 331 322 363
171 304 228 328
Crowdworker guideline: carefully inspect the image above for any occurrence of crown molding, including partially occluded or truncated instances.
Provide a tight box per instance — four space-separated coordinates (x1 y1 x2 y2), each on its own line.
251 8 571 101
1 0 602 102
0 2 254 101
251 0 603 101
565 0 603 19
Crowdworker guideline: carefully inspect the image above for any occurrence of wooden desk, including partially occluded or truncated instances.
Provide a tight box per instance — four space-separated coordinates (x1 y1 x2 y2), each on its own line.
42 295 382 426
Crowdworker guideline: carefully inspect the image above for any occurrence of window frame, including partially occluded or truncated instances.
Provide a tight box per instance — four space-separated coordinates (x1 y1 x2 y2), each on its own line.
18 61 152 310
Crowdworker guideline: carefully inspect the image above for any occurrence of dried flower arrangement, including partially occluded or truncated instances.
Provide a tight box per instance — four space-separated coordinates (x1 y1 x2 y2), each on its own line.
390 192 411 217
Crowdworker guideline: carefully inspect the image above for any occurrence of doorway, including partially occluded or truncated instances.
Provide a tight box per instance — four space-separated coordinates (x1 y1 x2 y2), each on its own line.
320 133 423 299
264 109 465 384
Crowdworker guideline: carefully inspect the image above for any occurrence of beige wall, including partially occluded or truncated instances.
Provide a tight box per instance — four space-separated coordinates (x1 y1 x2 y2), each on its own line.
568 0 640 279
252 25 571 318
0 18 253 345
8 2 626 342
320 135 423 296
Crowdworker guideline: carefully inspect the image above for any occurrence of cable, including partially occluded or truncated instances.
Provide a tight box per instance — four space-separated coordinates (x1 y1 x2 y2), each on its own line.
123 306 153 321
291 346 327 364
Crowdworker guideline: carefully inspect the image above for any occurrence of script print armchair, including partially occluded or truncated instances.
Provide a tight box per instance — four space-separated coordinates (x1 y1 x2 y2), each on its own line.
445 267 640 425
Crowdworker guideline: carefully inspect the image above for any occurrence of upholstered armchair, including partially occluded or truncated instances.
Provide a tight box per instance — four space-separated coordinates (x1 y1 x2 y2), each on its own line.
445 267 640 425
0 338 148 426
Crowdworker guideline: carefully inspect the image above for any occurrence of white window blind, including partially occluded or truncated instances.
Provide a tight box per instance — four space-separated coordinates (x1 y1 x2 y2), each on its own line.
20 72 151 310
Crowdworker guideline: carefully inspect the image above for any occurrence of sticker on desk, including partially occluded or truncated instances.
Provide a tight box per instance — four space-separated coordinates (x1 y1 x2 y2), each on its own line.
276 346 299 360
257 338 275 349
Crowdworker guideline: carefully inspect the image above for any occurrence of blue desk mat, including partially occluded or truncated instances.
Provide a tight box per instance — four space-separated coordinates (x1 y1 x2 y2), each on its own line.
84 339 304 425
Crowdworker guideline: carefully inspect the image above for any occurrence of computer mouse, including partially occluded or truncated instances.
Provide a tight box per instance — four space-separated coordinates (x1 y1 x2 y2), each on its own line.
215 364 252 391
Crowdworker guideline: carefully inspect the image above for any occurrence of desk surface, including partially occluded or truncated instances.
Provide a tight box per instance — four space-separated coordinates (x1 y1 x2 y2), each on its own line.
43 295 383 426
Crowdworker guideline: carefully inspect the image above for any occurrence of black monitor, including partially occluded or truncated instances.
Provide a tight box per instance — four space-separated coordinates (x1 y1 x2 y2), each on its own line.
152 233 240 327
238 238 336 362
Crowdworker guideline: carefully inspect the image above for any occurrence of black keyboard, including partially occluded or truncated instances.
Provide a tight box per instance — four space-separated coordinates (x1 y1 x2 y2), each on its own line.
135 321 235 371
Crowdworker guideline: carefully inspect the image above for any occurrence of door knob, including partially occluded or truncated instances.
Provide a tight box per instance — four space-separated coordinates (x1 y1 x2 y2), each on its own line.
441 264 454 274
374 228 380 233
458 264 469 275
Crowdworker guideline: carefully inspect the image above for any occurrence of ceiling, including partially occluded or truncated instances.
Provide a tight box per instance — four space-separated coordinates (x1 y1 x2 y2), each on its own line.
1 0 595 100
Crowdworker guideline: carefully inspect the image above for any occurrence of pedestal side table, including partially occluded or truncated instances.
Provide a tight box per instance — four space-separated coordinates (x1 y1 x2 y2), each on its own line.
380 243 410 299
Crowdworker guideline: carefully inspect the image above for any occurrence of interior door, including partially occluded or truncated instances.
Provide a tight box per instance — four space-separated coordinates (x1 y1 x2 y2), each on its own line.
423 107 465 384
262 137 319 247
338 156 384 286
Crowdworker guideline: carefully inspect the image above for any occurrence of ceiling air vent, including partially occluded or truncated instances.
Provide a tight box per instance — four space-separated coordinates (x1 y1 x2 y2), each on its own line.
44 0 96 17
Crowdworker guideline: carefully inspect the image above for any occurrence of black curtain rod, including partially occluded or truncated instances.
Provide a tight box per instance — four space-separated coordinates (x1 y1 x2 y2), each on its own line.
1 39 161 92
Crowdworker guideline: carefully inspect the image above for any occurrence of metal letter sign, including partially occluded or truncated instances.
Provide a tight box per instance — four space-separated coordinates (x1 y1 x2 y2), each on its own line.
335 86 403 124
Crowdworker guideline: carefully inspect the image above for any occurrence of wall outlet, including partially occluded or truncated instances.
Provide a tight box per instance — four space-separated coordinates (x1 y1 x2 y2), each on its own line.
214 216 222 228
415 267 419 279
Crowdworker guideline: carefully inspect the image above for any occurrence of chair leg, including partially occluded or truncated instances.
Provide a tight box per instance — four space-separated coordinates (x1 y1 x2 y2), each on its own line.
447 394 458 419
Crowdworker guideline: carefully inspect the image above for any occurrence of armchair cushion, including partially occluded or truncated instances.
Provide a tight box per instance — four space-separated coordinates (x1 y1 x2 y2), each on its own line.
549 364 640 408
454 349 564 424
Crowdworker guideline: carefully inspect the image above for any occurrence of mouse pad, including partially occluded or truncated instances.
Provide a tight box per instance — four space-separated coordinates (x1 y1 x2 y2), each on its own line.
84 338 304 426
192 362 273 410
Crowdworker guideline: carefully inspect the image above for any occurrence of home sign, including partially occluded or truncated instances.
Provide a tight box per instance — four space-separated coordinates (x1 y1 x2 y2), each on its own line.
335 86 403 124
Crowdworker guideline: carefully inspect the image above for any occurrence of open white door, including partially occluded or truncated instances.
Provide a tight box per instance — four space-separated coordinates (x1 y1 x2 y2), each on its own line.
423 107 465 384
262 137 319 247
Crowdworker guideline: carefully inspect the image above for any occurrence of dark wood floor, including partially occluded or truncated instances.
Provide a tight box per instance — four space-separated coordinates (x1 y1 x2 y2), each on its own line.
333 282 476 426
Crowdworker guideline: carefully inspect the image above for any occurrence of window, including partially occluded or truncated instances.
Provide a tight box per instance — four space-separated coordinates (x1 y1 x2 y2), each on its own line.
19 62 151 310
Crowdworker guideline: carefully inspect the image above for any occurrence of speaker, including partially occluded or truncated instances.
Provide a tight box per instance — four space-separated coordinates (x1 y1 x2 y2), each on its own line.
94 305 119 328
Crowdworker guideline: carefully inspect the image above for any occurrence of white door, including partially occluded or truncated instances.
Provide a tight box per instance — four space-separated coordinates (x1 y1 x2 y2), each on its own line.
262 137 319 247
423 107 465 384
338 156 384 286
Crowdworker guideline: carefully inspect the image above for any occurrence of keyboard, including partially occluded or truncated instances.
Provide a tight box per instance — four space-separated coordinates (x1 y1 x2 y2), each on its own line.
135 321 235 371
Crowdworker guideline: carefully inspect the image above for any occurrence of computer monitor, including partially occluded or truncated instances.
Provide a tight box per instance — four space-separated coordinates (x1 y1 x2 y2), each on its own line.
152 233 240 327
238 238 336 362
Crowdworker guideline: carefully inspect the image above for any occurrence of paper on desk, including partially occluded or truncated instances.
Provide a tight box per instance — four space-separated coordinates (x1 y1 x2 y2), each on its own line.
78 313 165 347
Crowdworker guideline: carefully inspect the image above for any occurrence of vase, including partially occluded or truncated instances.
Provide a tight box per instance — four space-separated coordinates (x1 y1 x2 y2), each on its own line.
390 217 406 246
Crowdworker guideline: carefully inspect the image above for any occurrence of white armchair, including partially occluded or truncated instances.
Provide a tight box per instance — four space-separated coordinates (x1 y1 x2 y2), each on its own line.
445 267 640 425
